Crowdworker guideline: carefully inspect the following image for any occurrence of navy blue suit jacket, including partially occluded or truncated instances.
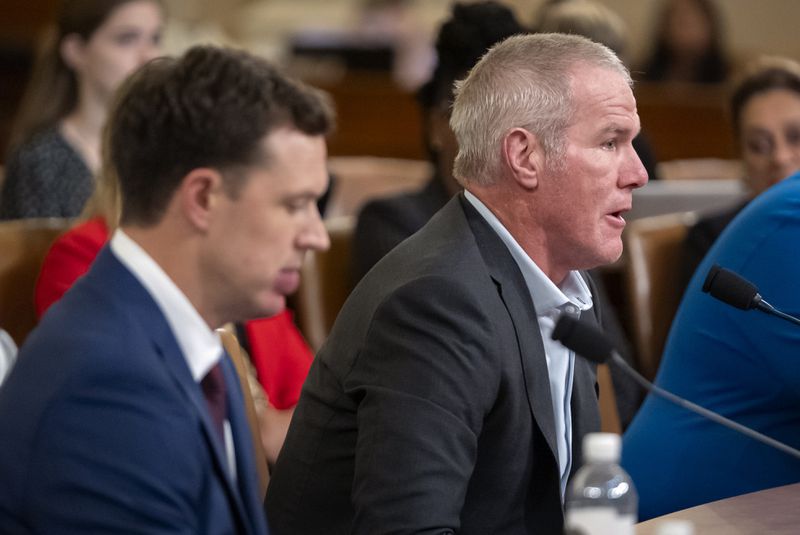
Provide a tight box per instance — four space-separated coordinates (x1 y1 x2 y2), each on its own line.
0 247 268 534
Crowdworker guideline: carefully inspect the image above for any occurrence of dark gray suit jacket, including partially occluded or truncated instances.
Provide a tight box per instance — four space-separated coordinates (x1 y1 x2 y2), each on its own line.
266 194 601 534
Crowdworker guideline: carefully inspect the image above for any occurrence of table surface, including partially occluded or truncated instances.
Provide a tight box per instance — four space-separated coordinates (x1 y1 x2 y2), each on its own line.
636 482 800 534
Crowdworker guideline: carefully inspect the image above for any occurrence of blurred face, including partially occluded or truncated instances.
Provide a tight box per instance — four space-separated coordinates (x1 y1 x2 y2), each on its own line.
206 128 330 321
429 104 462 196
69 0 163 104
535 66 648 282
665 0 712 56
739 88 800 195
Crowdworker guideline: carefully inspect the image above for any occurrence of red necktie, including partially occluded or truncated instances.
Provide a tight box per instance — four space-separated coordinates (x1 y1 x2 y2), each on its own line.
201 362 227 444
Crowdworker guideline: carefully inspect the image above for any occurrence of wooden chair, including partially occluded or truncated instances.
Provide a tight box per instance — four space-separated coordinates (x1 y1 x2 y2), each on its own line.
623 211 698 381
635 82 736 161
597 363 621 434
218 327 270 498
293 216 355 352
0 218 72 346
325 156 431 218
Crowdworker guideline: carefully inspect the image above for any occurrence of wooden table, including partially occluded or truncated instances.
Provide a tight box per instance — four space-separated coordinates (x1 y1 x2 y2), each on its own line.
636 483 800 534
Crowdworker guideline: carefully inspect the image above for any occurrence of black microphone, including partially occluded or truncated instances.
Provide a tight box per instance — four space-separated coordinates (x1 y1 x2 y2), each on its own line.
552 314 800 461
703 264 800 327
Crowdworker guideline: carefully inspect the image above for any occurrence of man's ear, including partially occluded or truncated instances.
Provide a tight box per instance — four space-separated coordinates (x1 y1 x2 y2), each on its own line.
60 34 86 72
178 167 225 231
502 127 544 190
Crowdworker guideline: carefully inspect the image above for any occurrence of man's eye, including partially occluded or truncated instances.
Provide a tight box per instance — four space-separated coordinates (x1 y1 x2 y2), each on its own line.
286 200 309 213
603 139 617 150
113 32 140 46
745 135 773 156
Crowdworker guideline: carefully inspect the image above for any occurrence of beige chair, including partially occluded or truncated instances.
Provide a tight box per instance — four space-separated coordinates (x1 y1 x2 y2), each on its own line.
293 216 355 352
325 156 431 218
218 328 270 498
623 211 698 381
597 363 621 434
0 218 72 346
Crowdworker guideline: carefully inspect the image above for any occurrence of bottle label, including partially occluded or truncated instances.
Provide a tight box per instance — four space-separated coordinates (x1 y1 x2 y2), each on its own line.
564 507 635 535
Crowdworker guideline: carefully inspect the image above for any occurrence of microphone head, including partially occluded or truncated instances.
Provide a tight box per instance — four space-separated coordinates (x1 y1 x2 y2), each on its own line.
551 314 615 364
702 264 760 310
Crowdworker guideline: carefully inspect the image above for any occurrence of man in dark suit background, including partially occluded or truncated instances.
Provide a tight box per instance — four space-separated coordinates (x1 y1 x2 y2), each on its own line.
0 46 332 533
266 33 648 534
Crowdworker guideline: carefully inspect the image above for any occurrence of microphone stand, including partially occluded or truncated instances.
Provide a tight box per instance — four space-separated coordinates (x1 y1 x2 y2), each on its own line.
609 352 800 460
756 300 800 328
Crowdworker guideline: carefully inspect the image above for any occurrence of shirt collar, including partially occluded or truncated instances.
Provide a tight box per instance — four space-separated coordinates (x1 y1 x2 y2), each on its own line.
464 190 593 315
110 229 222 381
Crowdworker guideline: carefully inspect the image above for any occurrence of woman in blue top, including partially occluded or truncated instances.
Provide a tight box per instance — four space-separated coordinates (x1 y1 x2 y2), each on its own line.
623 122 800 519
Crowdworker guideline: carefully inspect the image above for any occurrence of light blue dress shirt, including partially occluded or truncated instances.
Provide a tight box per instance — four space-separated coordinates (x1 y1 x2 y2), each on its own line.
465 191 593 499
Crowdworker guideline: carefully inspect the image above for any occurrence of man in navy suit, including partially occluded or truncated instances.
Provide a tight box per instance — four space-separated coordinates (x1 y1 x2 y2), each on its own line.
267 33 648 534
0 46 332 533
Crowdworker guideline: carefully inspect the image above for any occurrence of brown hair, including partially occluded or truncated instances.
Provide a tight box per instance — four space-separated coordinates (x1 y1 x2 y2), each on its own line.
730 56 800 138
108 45 335 226
7 0 159 154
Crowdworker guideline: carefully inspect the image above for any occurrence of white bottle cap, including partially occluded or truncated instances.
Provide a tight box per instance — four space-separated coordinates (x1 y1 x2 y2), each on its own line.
655 519 695 535
582 432 621 463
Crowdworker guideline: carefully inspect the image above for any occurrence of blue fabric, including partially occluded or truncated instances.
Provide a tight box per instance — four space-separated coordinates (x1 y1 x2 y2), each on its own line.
622 172 800 520
0 247 268 534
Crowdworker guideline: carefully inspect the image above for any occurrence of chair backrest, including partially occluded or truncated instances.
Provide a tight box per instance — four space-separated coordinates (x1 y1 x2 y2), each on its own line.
597 363 621 434
218 327 270 498
623 211 698 381
635 82 736 161
294 216 355 352
325 156 431 218
0 218 72 346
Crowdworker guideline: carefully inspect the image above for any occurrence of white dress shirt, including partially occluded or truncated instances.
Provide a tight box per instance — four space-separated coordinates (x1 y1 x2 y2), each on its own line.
465 191 593 500
0 329 17 387
110 230 236 477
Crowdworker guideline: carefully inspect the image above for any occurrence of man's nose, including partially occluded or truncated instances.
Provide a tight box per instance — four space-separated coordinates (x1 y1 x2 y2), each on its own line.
300 209 330 252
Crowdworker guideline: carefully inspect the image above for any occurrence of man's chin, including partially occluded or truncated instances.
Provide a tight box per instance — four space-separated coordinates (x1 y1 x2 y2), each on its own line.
238 294 287 323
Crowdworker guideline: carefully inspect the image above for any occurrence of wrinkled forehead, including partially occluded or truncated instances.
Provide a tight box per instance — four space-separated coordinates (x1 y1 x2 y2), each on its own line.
568 66 638 119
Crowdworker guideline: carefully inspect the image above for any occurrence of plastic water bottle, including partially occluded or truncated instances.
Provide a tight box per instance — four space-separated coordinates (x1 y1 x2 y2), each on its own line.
655 520 694 535
564 433 638 535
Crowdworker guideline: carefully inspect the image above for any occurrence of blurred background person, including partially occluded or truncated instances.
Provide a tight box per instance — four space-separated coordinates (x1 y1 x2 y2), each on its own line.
640 0 730 84
536 0 626 61
0 0 163 220
353 0 436 90
680 56 800 289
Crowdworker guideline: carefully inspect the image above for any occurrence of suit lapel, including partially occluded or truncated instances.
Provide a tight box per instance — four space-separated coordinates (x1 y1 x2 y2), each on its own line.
93 249 259 534
458 196 560 463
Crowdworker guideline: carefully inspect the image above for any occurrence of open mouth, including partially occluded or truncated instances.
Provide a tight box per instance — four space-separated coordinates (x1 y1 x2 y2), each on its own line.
606 210 628 226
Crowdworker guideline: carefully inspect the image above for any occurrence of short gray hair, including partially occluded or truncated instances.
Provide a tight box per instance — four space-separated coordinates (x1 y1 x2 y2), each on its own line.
450 33 630 186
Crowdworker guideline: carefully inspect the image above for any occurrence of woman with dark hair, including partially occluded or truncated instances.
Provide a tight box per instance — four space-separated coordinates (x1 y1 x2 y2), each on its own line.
0 0 163 220
641 0 730 84
680 56 800 287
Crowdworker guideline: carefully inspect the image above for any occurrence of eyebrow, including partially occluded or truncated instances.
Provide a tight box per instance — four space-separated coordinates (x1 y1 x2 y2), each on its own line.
600 122 640 138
